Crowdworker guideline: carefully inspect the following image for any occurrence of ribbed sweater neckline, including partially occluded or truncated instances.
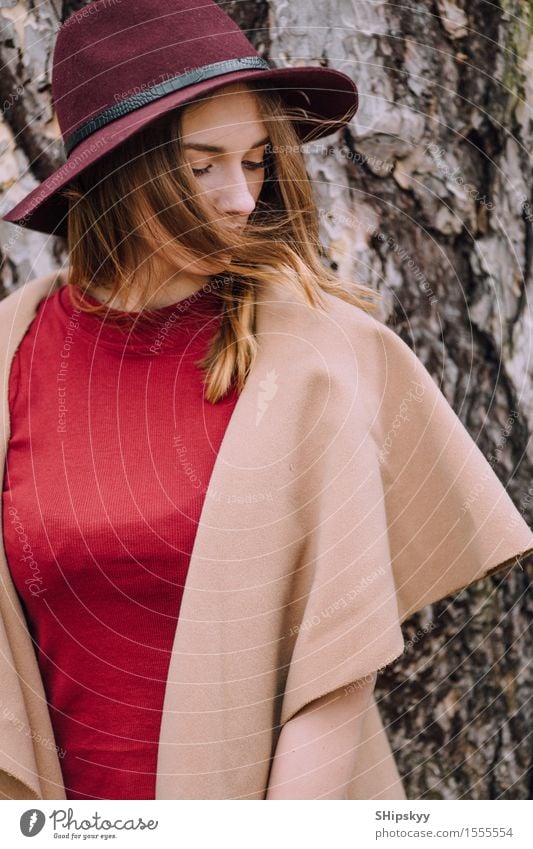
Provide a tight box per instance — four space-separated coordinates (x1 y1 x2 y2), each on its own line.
57 282 224 355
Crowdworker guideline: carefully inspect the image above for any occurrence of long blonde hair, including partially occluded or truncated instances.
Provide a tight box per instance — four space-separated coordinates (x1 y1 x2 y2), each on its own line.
62 80 379 403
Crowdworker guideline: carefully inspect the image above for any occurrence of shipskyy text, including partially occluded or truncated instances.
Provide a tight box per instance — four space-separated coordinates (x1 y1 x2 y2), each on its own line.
375 811 430 824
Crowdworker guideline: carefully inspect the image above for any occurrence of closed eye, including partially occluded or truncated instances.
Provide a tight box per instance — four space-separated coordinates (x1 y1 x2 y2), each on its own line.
191 158 269 177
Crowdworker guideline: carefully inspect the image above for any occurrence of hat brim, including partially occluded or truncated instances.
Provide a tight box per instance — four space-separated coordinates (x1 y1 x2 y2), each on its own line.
1 65 358 238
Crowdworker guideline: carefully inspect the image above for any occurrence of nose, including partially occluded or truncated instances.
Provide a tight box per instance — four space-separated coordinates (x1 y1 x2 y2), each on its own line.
212 169 258 220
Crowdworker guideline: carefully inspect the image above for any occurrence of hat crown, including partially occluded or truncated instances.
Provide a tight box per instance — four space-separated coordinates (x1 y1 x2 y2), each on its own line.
3 0 358 236
52 0 257 141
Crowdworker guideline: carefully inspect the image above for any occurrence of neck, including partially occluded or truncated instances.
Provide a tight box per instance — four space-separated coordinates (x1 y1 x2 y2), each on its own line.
89 265 214 312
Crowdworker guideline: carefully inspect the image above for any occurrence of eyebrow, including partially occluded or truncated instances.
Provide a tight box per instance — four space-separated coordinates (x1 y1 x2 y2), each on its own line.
183 135 271 153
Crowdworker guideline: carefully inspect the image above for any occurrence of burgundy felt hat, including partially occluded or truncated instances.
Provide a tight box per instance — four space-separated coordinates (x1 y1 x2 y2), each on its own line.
2 0 359 239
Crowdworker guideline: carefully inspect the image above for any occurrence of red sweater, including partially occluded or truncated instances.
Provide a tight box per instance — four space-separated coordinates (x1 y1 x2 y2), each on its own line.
2 282 239 800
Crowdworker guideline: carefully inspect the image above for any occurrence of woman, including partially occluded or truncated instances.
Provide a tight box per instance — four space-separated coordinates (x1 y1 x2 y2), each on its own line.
1 0 532 801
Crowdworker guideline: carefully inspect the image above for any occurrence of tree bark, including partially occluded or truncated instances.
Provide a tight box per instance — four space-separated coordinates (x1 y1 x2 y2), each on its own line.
1 0 532 799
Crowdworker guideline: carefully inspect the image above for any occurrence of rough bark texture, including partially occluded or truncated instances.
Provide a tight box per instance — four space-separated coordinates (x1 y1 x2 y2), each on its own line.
1 0 532 800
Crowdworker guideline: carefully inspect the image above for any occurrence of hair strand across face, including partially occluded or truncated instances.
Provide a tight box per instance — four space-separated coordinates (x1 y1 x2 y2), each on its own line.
61 81 379 403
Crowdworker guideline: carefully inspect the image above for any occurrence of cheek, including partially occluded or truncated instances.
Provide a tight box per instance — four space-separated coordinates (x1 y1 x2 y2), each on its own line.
191 178 215 198
249 173 266 200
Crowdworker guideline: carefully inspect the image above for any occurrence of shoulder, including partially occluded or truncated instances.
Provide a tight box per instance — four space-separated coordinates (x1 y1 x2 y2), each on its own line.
0 271 67 367
320 289 417 355
0 270 66 322
255 282 430 439
259 281 416 369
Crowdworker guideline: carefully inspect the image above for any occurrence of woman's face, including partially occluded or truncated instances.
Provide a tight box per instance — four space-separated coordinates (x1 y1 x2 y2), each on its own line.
181 83 269 234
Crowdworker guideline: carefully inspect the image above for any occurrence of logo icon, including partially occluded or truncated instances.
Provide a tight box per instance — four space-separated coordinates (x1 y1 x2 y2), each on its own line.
256 368 279 425
20 809 46 837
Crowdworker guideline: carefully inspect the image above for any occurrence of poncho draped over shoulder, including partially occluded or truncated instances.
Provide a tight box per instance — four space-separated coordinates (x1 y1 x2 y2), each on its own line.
1 271 532 800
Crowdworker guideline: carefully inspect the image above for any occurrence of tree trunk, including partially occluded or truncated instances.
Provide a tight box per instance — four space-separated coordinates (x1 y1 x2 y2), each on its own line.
1 0 532 800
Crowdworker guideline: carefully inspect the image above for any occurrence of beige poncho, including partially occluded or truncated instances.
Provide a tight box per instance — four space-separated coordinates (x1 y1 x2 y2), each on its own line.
1 270 532 800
